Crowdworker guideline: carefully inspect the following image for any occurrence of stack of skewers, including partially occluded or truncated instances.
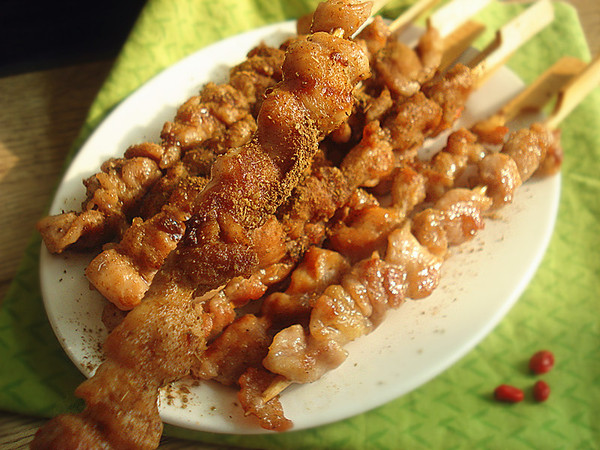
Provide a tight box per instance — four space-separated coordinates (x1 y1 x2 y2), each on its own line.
32 0 600 448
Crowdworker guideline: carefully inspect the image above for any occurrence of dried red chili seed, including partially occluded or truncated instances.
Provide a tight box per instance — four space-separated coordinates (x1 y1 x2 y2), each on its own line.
494 384 524 403
529 350 555 374
533 380 551 402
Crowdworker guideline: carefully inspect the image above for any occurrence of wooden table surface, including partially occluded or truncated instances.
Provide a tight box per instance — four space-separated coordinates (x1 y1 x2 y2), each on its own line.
1 1 599 448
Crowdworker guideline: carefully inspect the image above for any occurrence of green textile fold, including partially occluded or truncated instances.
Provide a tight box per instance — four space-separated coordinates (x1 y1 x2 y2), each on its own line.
1 1 599 448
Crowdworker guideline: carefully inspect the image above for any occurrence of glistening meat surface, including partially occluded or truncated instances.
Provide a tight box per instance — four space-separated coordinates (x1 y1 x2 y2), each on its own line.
31 3 372 447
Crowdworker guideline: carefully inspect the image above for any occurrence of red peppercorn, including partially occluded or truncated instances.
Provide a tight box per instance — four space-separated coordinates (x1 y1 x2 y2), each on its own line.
533 380 551 402
494 384 524 403
529 350 555 374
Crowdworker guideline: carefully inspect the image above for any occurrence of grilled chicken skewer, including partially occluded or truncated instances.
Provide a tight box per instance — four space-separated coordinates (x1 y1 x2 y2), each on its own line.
36 50 285 255
84 0 491 312
253 52 599 422
179 0 559 428
31 2 373 447
170 0 556 400
36 0 402 260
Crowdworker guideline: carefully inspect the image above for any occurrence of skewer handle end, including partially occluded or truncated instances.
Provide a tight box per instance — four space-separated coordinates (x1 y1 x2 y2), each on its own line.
470 0 555 87
546 54 600 129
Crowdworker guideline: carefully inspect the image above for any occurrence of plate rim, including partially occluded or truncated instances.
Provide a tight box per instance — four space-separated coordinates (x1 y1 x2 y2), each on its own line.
39 20 561 434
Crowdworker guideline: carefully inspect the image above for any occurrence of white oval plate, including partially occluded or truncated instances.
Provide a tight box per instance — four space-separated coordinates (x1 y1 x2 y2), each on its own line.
40 21 560 434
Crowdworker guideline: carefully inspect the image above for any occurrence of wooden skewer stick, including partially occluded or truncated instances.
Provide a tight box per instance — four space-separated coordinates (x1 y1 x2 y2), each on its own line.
262 375 292 403
388 0 493 72
387 0 441 34
352 0 408 38
437 0 552 78
437 0 554 85
546 54 600 130
499 56 588 123
469 0 554 88
261 3 560 405
438 20 486 72
427 0 492 39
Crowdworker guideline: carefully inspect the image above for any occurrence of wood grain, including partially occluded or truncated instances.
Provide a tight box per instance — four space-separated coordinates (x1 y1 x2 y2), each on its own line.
0 61 112 302
0 1 598 448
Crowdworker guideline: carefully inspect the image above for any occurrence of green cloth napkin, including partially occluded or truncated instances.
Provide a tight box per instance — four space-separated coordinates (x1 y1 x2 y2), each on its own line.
1 1 599 448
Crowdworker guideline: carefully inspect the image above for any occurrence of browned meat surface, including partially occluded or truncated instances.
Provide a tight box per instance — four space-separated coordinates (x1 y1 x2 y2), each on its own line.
422 63 474 134
35 0 567 439
261 246 351 327
161 83 254 160
535 128 563 177
340 120 395 187
36 210 108 255
260 184 493 399
37 41 285 256
83 156 163 220
416 123 557 210
37 156 163 254
502 122 553 182
419 127 486 200
33 279 209 449
418 187 490 254
372 24 442 97
311 0 372 37
329 198 403 261
374 40 425 97
356 15 390 60
238 367 293 432
478 153 522 208
173 32 369 296
32 4 371 445
263 253 407 384
85 176 208 310
470 114 510 145
194 315 273 385
383 91 443 158
229 43 285 115
30 414 116 450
